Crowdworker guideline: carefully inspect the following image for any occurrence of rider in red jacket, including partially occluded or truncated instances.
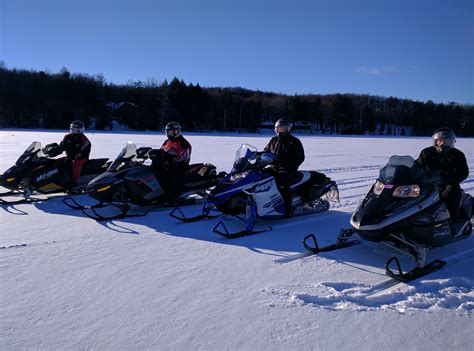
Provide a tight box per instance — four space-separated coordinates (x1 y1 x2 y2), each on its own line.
149 122 192 200
160 121 192 169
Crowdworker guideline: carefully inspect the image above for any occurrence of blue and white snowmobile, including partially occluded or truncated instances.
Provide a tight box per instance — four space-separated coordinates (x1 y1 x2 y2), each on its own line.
171 144 339 238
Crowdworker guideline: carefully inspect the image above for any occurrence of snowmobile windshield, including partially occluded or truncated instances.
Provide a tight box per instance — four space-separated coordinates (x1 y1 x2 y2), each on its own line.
108 142 138 172
233 144 258 172
378 155 423 184
15 141 45 165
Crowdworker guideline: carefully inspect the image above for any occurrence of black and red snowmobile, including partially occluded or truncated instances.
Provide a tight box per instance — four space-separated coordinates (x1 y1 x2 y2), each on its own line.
64 142 226 220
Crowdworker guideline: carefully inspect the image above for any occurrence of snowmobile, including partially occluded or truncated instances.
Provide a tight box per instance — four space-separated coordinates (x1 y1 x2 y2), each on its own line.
302 155 473 283
0 141 110 205
64 142 226 220
170 144 340 238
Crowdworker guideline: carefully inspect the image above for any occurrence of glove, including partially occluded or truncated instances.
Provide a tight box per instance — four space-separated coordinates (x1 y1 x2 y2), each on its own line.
198 164 216 177
136 147 152 159
43 143 62 157
147 149 165 161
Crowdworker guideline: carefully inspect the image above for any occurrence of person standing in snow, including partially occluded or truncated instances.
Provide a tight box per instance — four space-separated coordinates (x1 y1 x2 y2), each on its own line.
263 118 305 216
415 127 469 221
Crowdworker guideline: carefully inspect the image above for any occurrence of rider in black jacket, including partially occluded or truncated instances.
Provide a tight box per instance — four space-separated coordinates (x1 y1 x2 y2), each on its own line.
264 118 305 216
415 127 469 220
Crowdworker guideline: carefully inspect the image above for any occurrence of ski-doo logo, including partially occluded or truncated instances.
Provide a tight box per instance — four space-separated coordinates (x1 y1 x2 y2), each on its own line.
254 179 274 193
36 169 59 182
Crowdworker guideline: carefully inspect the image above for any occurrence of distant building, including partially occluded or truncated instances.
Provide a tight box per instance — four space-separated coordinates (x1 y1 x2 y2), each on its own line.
257 120 312 134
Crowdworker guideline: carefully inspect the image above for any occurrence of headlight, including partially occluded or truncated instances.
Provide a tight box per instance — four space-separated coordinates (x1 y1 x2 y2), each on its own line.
373 180 385 195
97 185 112 192
392 185 420 198
230 172 248 182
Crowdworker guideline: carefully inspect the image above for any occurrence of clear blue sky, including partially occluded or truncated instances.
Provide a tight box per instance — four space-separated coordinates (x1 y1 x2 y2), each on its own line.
1 0 473 103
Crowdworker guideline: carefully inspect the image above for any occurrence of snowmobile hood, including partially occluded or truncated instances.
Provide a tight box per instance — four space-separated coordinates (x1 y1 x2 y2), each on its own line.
350 191 440 230
208 171 265 201
88 171 116 187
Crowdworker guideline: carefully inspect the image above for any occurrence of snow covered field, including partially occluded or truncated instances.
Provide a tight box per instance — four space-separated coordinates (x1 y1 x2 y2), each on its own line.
1 130 473 350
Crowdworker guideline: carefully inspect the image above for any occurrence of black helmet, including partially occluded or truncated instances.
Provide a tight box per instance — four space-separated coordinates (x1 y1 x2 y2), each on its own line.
70 120 85 134
274 118 292 137
165 121 182 140
432 127 456 153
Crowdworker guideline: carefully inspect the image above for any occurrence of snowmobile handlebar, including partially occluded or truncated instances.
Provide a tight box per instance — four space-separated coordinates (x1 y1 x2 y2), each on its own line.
136 147 152 159
147 148 175 162
42 143 63 158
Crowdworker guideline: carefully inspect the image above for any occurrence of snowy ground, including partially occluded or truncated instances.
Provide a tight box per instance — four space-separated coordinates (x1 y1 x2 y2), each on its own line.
1 130 473 350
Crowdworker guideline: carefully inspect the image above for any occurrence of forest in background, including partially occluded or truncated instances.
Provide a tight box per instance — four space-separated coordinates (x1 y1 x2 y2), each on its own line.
1 65 473 136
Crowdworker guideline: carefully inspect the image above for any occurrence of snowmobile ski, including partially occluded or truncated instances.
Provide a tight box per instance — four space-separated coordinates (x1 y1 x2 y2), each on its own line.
384 256 446 283
302 228 361 254
0 189 20 197
0 195 48 206
62 196 106 210
169 206 223 223
212 219 272 239
363 246 474 298
80 203 149 221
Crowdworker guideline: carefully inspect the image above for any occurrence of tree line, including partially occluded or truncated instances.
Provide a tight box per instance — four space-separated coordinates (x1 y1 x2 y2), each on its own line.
0 65 473 136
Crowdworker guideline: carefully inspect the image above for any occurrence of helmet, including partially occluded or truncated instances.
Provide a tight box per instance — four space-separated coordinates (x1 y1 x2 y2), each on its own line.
274 118 292 137
165 121 182 140
432 127 456 153
70 120 85 134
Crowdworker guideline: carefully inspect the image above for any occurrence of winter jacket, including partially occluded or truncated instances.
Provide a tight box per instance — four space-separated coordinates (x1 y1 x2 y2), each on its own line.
160 135 192 167
263 134 305 174
60 134 91 160
415 146 469 185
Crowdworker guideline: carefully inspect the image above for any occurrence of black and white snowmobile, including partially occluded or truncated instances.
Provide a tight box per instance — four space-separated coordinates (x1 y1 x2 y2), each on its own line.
303 155 473 283
65 142 226 220
0 141 110 205
171 144 339 238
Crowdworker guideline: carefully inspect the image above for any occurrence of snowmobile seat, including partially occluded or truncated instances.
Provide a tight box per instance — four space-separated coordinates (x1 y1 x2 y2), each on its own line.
188 163 217 178
81 158 109 175
422 171 442 185
289 172 305 185
188 163 205 174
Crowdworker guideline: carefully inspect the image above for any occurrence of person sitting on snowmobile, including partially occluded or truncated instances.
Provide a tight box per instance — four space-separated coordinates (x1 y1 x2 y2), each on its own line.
149 121 192 200
415 127 469 221
263 118 305 216
44 120 91 190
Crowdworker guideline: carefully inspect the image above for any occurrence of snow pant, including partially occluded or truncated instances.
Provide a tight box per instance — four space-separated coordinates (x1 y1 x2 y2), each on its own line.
156 164 188 203
440 184 462 220
71 159 88 185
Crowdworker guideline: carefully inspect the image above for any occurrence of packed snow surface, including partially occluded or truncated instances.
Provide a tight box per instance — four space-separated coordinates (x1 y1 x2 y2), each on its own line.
1 130 473 350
